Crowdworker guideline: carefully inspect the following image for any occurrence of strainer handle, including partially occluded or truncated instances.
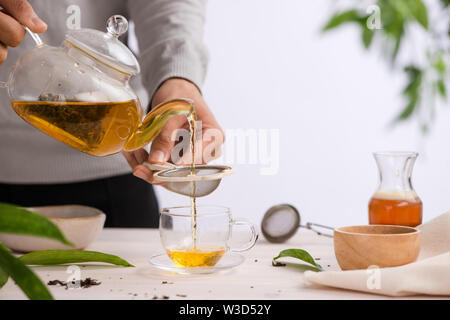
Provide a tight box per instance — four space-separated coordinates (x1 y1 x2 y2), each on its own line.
303 222 334 238
143 161 177 171
229 218 259 252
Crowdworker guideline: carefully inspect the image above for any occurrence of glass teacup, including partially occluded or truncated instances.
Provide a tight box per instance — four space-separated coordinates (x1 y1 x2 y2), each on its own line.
160 206 258 267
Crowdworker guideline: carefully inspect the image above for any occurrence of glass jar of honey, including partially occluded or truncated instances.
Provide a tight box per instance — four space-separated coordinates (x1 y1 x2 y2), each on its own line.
368 151 422 227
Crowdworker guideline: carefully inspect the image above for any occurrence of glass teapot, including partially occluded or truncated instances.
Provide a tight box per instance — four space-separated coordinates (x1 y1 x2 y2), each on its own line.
0 15 195 156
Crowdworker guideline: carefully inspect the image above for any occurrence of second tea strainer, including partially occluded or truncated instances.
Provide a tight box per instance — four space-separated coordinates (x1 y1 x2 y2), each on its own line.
261 204 334 243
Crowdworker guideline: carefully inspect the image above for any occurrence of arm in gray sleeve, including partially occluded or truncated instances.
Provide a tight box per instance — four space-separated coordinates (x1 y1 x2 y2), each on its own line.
127 0 209 104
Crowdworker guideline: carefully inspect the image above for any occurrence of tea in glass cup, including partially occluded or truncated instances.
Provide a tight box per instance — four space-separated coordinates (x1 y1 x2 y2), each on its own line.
159 206 258 267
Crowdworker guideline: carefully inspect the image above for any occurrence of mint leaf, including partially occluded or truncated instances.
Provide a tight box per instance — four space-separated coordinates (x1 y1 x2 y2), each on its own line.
273 249 322 271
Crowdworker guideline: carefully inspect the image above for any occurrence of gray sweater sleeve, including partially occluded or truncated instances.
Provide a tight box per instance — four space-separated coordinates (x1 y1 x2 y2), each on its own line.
127 0 209 105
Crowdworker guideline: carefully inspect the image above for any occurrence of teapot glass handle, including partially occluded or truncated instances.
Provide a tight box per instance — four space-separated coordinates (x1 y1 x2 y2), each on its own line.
123 98 195 151
23 26 44 47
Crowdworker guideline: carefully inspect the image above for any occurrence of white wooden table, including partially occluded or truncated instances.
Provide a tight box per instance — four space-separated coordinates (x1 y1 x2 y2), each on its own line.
0 229 440 300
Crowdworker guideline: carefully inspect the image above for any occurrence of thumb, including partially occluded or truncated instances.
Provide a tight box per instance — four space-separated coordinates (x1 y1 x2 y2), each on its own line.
1 0 47 33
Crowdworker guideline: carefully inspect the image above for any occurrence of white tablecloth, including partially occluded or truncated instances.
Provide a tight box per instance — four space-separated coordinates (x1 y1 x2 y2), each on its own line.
0 229 445 300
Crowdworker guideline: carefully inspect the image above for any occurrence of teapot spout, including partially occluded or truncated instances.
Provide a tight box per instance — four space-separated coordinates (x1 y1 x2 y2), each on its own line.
123 98 195 151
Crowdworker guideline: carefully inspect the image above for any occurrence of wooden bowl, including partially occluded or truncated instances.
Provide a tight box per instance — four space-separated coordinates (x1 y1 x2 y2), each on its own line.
0 205 105 252
334 225 420 270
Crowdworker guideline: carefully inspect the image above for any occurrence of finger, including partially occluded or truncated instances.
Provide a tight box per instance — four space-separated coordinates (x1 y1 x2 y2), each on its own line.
0 11 25 47
122 151 139 169
201 128 225 163
202 139 223 163
0 0 47 33
133 165 164 185
0 42 7 65
134 148 149 164
149 114 187 164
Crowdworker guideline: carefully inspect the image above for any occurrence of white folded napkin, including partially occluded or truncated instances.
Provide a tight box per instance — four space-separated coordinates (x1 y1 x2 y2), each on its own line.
304 212 450 296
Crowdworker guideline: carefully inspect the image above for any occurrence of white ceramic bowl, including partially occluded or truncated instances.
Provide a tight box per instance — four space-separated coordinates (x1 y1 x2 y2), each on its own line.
0 205 106 252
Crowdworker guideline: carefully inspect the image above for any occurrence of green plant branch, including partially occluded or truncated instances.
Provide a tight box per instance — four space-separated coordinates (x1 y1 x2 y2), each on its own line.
322 0 449 131
0 265 8 288
0 203 133 300
0 203 73 246
0 243 53 300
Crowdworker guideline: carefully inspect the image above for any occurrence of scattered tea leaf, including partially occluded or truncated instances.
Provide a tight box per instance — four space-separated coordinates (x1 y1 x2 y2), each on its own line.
271 260 286 267
273 248 322 271
19 250 134 267
47 277 101 289
0 203 72 246
0 243 53 300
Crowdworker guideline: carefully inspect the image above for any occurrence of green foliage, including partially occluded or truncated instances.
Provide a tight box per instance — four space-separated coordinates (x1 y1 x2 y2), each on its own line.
20 250 134 267
0 266 8 288
440 0 450 7
0 203 72 246
322 0 449 130
396 65 423 120
0 202 133 300
322 10 365 31
0 243 53 300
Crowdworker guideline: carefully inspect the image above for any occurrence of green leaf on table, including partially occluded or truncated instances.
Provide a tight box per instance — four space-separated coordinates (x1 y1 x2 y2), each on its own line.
273 249 322 272
19 250 134 267
0 265 8 288
0 243 53 300
322 10 363 31
0 203 73 246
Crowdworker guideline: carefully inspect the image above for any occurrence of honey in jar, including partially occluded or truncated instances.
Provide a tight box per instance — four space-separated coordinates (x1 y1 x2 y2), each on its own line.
368 152 422 227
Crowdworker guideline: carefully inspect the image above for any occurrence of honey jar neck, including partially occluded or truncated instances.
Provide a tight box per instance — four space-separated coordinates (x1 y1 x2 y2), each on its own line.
373 152 418 192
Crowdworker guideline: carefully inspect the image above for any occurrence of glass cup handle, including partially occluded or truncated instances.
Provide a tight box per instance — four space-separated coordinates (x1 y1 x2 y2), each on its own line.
229 218 259 252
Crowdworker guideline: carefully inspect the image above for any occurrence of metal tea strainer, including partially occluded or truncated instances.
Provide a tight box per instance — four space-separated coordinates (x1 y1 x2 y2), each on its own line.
144 162 233 197
261 204 334 243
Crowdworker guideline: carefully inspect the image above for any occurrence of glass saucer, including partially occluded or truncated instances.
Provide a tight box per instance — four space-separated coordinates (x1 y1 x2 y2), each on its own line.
148 252 245 274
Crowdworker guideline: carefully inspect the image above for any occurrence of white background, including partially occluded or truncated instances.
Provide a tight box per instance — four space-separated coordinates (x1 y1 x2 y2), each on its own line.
154 0 450 229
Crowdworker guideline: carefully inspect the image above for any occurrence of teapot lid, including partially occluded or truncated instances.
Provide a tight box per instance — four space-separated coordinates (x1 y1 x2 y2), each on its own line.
65 15 140 75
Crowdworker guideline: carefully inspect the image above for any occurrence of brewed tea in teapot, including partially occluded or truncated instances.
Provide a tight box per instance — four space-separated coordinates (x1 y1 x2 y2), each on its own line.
1 15 195 156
